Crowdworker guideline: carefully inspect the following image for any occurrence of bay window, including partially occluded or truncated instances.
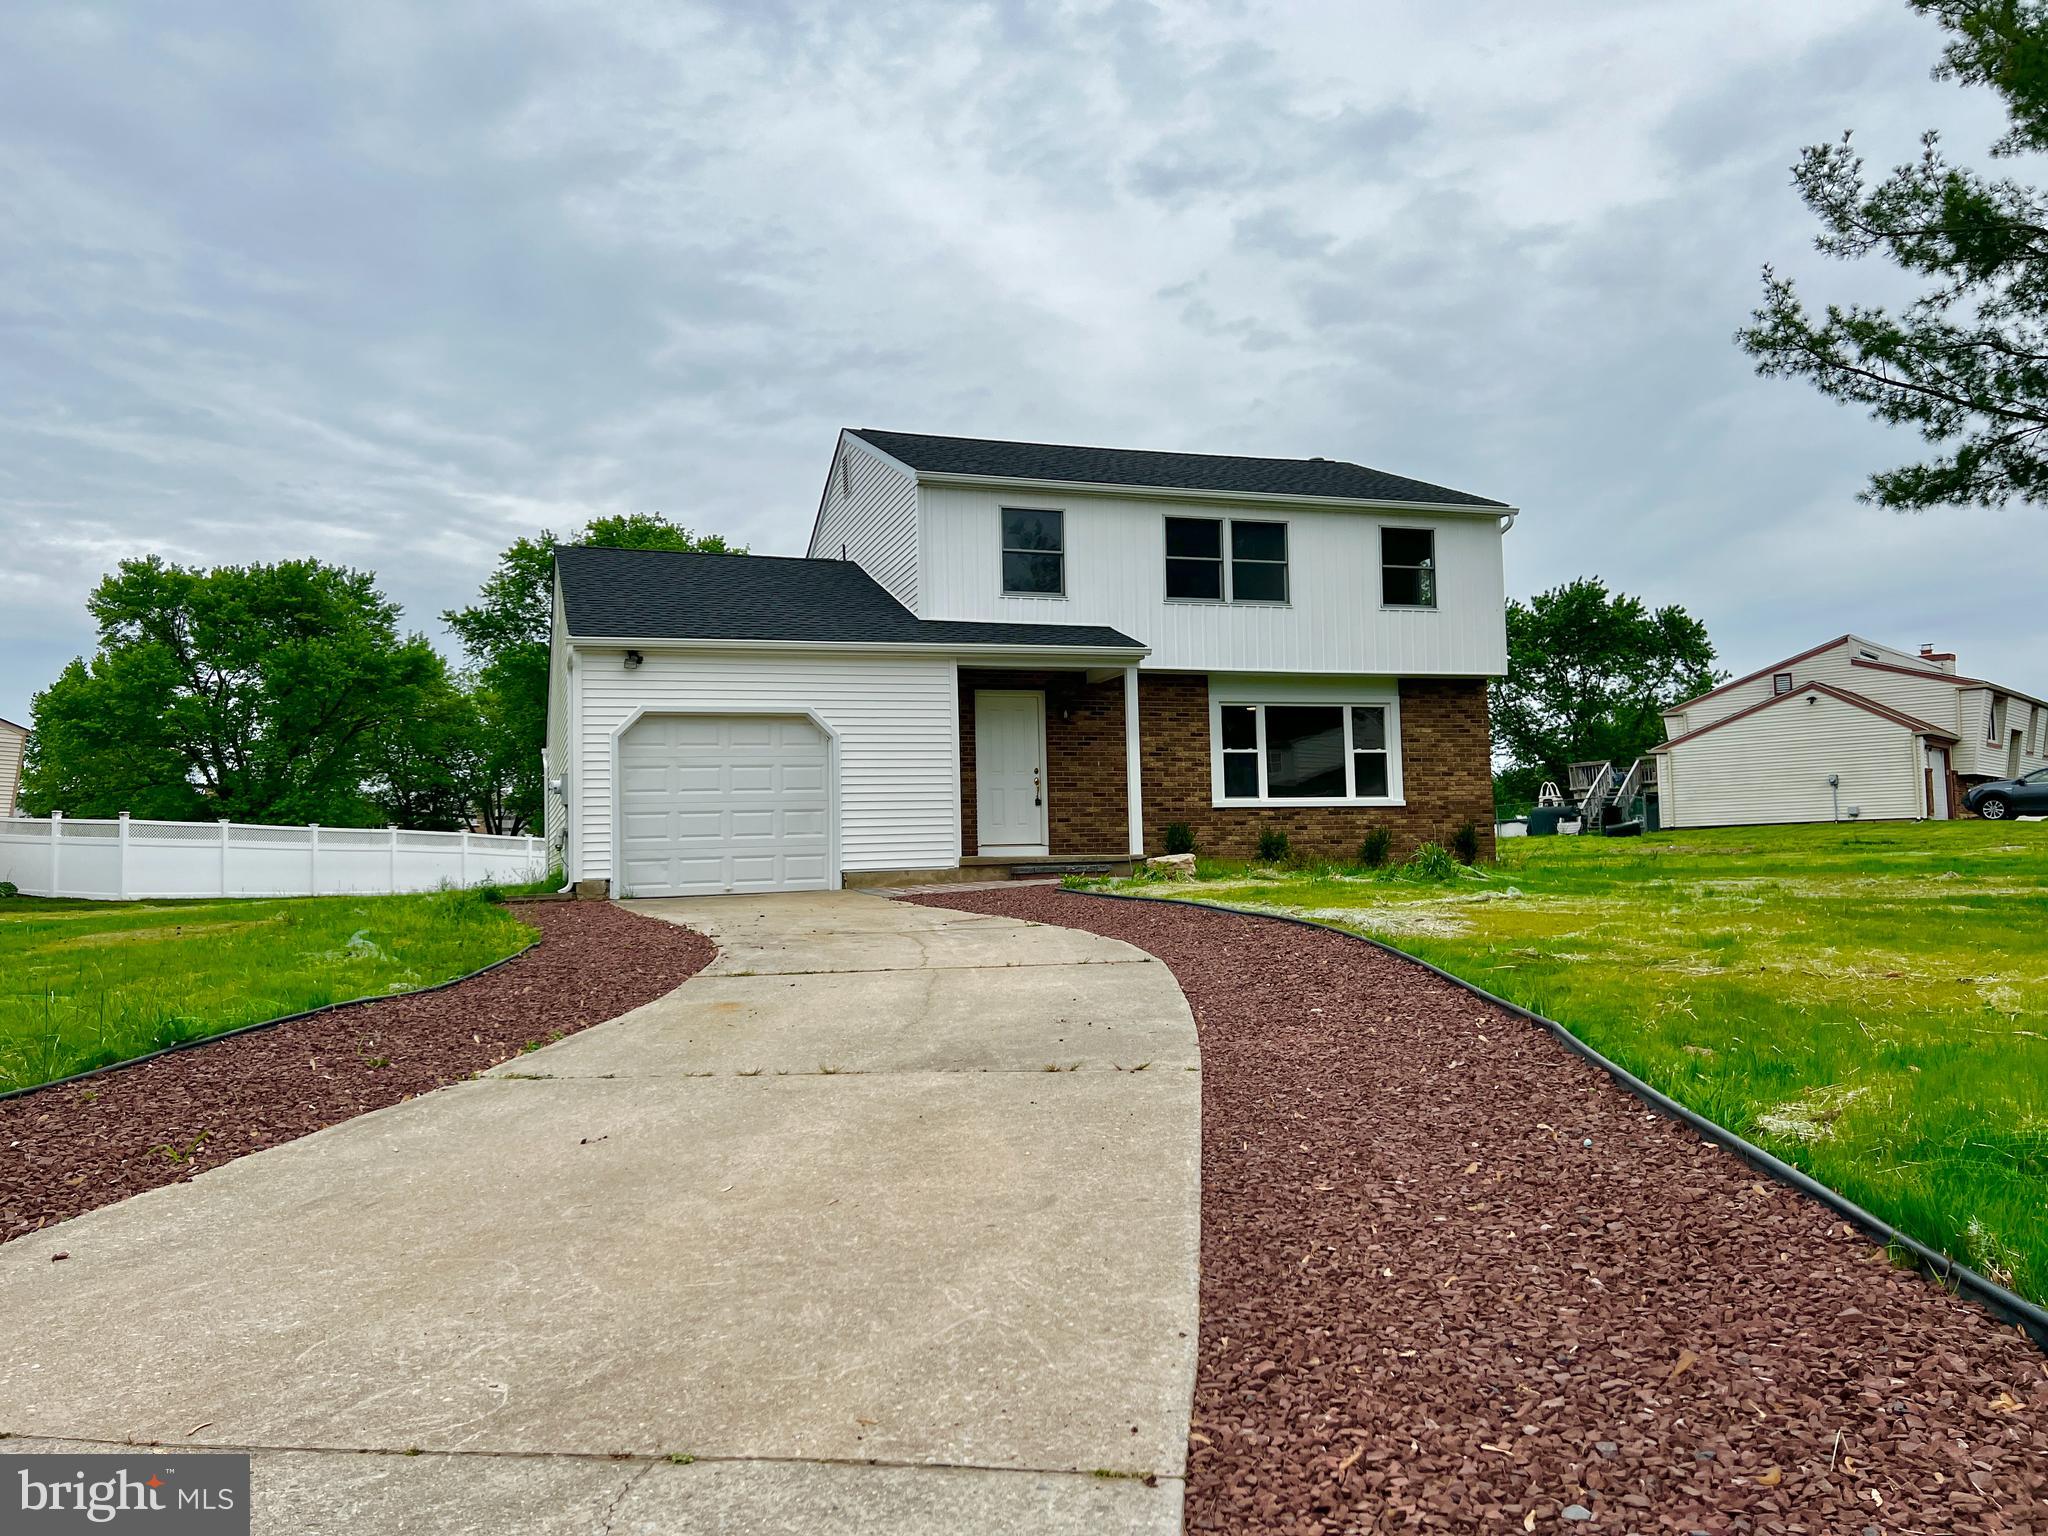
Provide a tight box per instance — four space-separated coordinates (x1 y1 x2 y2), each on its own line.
1214 699 1398 803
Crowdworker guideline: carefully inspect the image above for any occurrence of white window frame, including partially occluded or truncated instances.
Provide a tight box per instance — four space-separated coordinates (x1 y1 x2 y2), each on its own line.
1206 677 1404 808
1162 515 1291 606
999 506 1066 599
1380 526 1438 611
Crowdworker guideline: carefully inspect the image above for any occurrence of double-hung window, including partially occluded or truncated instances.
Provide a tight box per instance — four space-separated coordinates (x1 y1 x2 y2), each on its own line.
1001 508 1064 596
1381 527 1436 608
1164 516 1288 603
1215 700 1397 803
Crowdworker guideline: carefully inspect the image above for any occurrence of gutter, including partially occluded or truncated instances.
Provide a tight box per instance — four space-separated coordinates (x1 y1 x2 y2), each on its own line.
563 635 1151 662
910 470 1517 520
1075 888 2048 1355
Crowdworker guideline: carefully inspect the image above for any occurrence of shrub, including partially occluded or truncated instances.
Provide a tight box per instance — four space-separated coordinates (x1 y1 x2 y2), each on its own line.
1256 827 1290 863
1403 842 1460 881
1163 822 1195 855
0 881 16 898
1452 821 1481 865
1359 827 1393 869
475 882 507 905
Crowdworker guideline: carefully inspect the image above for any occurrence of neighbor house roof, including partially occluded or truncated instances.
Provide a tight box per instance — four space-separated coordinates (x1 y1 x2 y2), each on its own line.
0 717 23 733
1665 633 2048 717
554 546 1144 652
847 429 1510 510
1652 680 1956 752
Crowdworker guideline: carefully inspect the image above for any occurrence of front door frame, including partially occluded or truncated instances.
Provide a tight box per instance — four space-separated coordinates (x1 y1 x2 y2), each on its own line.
973 689 1049 855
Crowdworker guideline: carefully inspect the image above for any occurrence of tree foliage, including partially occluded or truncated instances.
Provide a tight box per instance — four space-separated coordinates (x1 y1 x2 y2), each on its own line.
21 558 459 825
1491 578 1722 811
1738 0 2048 509
443 513 744 834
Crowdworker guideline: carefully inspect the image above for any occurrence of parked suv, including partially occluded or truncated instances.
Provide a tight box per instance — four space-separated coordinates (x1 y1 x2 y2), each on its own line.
1965 767 2048 820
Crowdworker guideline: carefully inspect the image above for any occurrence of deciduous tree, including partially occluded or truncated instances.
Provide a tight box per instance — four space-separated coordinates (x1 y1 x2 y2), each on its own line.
1492 579 1722 812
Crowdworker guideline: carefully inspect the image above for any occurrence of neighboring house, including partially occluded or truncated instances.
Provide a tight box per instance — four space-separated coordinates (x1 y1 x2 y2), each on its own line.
0 717 23 819
544 429 1512 896
1654 634 2048 828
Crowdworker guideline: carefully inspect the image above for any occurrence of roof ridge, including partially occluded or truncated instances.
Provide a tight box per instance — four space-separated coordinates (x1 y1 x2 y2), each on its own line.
855 427 1362 470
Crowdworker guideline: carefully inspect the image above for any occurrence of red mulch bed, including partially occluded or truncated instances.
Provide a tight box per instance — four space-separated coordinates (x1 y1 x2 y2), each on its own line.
2 901 712 1241
905 887 2048 1535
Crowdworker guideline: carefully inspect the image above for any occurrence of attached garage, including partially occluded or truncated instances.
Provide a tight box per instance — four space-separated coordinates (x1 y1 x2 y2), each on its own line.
616 713 832 897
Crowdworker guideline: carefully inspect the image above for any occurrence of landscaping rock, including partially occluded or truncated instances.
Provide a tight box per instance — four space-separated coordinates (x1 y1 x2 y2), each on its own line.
1146 852 1196 873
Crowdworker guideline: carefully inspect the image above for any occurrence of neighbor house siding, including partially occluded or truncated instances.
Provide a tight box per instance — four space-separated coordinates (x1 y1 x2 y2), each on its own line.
1662 691 1924 827
809 435 920 609
571 649 959 883
916 483 1508 676
0 722 24 818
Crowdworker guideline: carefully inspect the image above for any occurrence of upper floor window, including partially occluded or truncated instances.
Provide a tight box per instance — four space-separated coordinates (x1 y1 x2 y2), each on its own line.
1381 527 1436 608
1773 673 1794 696
1164 516 1288 603
1001 508 1063 596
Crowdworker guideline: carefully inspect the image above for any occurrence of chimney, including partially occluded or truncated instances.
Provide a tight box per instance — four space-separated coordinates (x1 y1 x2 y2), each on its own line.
1919 642 1957 674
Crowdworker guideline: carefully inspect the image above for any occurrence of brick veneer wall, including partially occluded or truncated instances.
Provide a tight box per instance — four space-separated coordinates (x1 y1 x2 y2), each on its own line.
960 670 1130 855
1137 674 1496 861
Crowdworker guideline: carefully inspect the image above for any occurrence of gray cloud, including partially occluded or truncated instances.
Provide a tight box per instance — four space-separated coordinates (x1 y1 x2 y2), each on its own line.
3 0 2043 732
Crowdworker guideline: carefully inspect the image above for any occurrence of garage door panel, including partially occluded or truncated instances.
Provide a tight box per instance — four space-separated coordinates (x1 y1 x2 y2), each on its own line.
617 714 832 897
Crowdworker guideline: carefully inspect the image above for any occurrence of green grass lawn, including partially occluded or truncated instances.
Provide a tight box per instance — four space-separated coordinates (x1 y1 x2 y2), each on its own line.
1083 821 2048 1303
0 890 538 1094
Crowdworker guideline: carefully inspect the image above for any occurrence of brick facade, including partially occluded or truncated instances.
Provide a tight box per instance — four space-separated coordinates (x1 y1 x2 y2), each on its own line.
1136 674 1496 861
958 669 1497 862
959 669 1130 855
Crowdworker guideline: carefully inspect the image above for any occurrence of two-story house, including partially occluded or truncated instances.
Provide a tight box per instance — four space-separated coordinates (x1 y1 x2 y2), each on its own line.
1652 633 2048 827
543 429 1511 896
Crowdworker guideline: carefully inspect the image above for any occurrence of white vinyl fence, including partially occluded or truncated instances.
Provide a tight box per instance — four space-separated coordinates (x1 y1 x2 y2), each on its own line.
0 814 547 901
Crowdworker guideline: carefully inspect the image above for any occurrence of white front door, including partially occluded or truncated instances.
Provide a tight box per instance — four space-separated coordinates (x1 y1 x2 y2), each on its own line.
974 691 1047 854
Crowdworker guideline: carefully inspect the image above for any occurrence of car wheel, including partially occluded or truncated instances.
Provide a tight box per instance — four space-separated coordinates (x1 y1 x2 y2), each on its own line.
1978 793 2012 820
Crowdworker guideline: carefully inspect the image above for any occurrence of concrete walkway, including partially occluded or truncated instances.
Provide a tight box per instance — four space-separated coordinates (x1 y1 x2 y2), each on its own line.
0 892 1200 1534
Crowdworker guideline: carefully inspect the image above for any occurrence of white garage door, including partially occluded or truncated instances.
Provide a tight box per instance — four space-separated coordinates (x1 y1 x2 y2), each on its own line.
617 714 832 897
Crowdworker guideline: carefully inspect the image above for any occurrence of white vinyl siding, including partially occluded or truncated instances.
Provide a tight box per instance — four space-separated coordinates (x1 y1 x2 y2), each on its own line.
543 593 570 859
810 435 920 609
572 649 958 882
1662 691 1925 828
917 484 1507 676
0 722 24 818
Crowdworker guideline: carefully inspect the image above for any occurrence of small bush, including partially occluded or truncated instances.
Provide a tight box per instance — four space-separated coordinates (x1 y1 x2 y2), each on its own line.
1452 821 1481 865
0 880 17 899
1256 827 1290 863
476 882 507 905
1163 822 1196 855
1403 842 1460 881
1359 827 1393 869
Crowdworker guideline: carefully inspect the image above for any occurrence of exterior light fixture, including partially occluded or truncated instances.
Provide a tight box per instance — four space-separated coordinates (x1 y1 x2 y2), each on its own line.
624 650 644 670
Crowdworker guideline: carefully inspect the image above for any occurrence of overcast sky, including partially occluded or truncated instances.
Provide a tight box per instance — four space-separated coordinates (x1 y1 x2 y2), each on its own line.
3 0 2041 731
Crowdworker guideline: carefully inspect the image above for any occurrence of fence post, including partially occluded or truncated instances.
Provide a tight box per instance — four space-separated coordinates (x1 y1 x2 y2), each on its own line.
117 811 131 900
389 826 400 894
526 833 538 878
309 823 320 897
459 828 472 888
49 810 62 898
220 819 231 897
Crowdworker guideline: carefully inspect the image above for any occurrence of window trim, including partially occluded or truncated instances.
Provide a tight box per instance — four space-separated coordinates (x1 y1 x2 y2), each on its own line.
1162 514 1292 607
1772 673 1794 696
1380 525 1438 611
1207 679 1404 808
999 506 1066 599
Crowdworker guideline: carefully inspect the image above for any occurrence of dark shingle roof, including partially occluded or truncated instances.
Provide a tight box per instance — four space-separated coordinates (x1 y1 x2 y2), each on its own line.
850 429 1508 509
555 547 1143 651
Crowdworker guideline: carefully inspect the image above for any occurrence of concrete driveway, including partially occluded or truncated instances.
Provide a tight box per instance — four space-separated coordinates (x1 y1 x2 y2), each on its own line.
0 891 1200 1534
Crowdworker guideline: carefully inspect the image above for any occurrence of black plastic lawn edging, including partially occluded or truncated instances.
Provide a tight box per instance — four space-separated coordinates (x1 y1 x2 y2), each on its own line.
0 923 544 1106
1075 887 2048 1356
